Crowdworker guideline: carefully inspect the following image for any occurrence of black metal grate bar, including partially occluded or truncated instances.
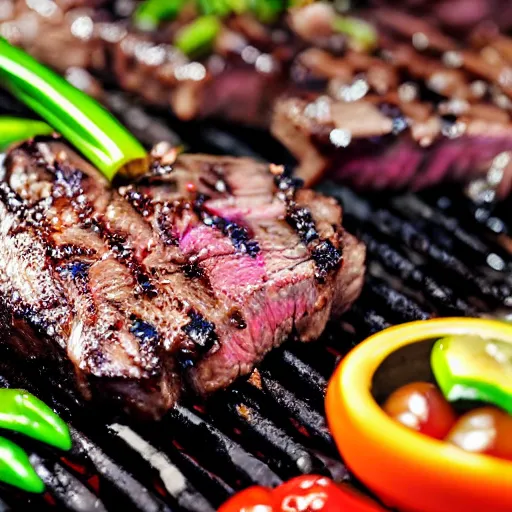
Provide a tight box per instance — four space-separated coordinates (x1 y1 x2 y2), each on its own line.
208 391 325 478
164 406 282 489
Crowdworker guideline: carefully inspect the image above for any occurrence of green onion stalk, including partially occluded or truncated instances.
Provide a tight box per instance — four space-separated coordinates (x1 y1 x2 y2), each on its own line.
133 0 378 57
0 117 53 152
175 15 222 57
133 0 286 33
0 38 148 181
134 0 188 31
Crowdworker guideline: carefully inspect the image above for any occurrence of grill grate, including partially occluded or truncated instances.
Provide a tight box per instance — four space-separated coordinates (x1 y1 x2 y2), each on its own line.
0 98 510 511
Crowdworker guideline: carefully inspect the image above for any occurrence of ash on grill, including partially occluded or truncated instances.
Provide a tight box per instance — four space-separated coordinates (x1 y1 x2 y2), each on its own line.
0 126 510 512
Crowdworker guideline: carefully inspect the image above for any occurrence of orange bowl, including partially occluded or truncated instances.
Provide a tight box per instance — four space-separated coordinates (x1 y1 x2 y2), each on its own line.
326 318 512 512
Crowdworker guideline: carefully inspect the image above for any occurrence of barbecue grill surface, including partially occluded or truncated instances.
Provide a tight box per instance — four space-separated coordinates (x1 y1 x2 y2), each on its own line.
0 92 510 511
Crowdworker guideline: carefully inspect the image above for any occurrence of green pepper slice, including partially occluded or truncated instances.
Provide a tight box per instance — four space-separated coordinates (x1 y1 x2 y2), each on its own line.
0 38 148 180
0 389 71 450
431 335 512 413
0 390 71 493
0 437 44 493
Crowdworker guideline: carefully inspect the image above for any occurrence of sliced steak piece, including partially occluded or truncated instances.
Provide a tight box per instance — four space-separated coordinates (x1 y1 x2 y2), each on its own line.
371 0 512 35
0 137 364 418
273 94 512 198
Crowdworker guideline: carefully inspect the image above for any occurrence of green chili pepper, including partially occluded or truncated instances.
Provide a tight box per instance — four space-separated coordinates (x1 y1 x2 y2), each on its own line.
175 15 222 57
0 436 44 493
333 16 378 52
0 117 53 152
0 390 71 494
0 38 148 181
133 0 188 31
0 390 71 451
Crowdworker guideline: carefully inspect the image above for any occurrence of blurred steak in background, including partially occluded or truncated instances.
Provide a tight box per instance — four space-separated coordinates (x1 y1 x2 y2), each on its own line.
1 0 512 199
370 0 512 34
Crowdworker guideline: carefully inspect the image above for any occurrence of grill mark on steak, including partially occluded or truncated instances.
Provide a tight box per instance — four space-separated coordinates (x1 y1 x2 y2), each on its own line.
194 193 261 258
98 226 158 298
198 162 232 196
50 244 97 260
130 317 160 352
57 262 93 302
286 205 319 245
120 184 183 248
180 311 219 369
182 261 205 279
311 240 343 279
273 168 343 280
122 187 156 219
0 183 25 214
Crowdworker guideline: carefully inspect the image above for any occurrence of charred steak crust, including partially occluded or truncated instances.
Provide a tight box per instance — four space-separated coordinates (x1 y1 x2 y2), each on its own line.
0 138 365 417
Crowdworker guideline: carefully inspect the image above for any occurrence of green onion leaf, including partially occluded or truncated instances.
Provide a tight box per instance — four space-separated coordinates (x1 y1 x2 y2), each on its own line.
175 15 222 57
0 117 53 152
287 0 314 7
0 38 148 180
333 16 378 52
133 0 188 31
198 0 233 16
250 0 284 22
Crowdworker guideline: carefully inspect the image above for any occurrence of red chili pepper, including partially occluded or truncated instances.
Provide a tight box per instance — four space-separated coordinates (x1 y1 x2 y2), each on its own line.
219 487 273 512
219 475 386 512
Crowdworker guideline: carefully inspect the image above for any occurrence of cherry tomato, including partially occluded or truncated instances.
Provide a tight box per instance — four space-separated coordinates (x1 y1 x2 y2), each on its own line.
445 407 512 461
383 382 457 439
219 475 386 512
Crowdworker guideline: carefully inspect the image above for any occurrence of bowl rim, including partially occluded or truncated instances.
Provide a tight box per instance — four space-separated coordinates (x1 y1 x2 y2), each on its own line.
330 317 512 474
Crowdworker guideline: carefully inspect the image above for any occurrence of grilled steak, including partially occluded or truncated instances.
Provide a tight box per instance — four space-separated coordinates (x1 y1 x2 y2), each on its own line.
371 0 512 34
0 137 364 418
273 94 512 199
272 13 512 199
